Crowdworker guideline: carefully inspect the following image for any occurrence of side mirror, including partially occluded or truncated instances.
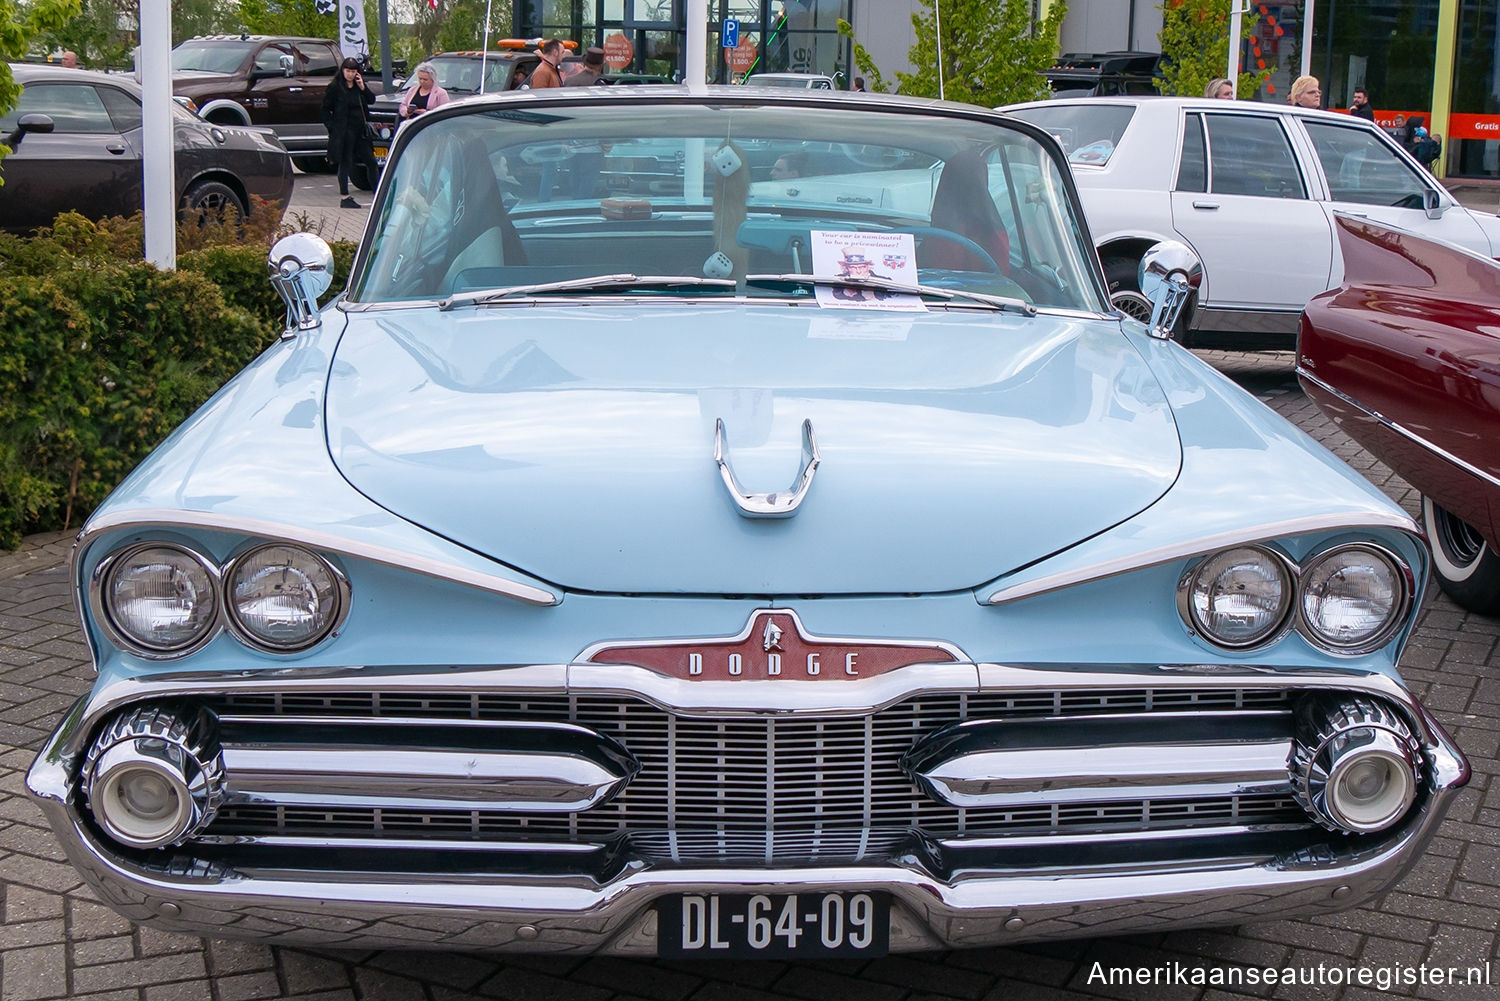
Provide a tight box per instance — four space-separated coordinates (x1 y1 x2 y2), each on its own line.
1423 187 1446 220
279 53 295 78
5 112 55 147
1139 240 1202 340
268 233 336 338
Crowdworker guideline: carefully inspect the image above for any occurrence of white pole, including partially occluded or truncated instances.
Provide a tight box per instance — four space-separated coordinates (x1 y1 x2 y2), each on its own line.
480 0 493 93
141 0 175 269
935 0 945 101
685 0 708 92
1301 0 1316 79
1227 1 1243 98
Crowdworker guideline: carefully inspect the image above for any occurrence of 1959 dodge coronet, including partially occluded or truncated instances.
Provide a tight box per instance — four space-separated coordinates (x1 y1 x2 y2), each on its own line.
28 87 1467 957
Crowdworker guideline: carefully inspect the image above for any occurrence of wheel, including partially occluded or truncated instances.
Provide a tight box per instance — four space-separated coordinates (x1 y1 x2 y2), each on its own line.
350 162 377 191
292 155 334 174
1422 496 1500 615
180 180 246 224
1102 255 1153 324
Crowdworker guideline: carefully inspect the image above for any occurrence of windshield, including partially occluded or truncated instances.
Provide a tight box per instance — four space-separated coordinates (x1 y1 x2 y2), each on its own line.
428 56 513 94
1008 104 1136 167
353 100 1104 314
171 41 253 74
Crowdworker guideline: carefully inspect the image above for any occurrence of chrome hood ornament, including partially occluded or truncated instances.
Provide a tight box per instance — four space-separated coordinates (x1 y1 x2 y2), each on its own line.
714 418 821 519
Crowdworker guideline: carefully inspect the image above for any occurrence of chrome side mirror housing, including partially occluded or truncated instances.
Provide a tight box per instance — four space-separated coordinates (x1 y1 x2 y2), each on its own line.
1140 241 1203 341
268 233 336 339
1423 187 1447 220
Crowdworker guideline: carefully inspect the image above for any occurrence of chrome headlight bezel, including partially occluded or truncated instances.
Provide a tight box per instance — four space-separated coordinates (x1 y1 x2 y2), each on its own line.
1177 545 1296 650
90 542 222 659
222 543 351 653
1179 540 1414 656
1297 543 1413 656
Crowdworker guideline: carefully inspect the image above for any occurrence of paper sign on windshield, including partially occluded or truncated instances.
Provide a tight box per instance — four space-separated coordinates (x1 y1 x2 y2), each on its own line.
809 231 925 311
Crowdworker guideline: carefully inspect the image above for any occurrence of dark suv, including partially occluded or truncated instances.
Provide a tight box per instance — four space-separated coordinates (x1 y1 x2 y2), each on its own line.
171 34 385 173
1043 52 1162 98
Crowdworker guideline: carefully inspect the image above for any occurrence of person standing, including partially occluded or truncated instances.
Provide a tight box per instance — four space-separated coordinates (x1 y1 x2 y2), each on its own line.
852 77 867 93
1349 87 1375 120
565 47 607 86
1288 76 1321 108
399 61 450 128
323 56 378 209
529 39 565 89
1204 77 1233 99
60 51 77 68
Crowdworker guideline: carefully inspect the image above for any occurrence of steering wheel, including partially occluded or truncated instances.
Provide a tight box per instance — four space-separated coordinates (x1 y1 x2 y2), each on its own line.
909 226 1003 275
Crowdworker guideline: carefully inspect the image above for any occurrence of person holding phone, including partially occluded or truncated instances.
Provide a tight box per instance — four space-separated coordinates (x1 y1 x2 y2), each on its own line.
323 56 379 208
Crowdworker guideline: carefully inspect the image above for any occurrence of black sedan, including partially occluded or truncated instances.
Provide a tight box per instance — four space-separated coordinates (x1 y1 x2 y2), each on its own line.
0 63 294 233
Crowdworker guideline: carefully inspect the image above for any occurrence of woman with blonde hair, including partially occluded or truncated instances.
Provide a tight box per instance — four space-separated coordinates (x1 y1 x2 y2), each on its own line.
399 62 451 127
1288 75 1322 108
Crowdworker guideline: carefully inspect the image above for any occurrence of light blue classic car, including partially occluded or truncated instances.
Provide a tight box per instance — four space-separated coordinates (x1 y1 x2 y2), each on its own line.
29 88 1467 958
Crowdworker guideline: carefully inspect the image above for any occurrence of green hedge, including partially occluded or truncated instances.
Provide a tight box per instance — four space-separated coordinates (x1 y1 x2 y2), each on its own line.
0 214 357 548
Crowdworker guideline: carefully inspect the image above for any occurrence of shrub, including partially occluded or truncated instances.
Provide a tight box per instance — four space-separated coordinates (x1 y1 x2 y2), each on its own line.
0 210 357 547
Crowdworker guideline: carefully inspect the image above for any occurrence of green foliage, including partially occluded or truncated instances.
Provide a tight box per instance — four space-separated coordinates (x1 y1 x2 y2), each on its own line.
239 0 335 41
1157 0 1268 99
893 0 1066 107
0 0 83 171
836 18 888 93
0 212 357 548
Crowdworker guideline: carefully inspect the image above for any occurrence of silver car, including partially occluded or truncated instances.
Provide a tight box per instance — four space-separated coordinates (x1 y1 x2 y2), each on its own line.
1006 96 1500 348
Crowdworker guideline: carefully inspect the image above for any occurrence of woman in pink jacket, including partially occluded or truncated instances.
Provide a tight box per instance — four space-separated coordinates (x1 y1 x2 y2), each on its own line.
399 62 450 127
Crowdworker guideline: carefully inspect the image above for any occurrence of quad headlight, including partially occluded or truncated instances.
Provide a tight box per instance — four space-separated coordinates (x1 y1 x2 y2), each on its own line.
94 539 348 657
1184 546 1293 648
1299 545 1407 652
1182 542 1410 654
225 544 347 651
98 544 219 656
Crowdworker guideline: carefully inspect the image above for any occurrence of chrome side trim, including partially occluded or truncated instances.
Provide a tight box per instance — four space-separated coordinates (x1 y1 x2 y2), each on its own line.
1191 305 1302 334
1298 368 1500 492
78 510 559 606
984 512 1418 605
713 417 821 519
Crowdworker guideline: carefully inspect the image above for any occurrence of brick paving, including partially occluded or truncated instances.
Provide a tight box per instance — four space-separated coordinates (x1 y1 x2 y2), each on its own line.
1 350 1496 1000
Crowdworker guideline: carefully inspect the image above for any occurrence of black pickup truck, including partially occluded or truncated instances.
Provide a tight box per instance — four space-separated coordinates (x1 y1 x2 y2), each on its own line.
172 34 385 181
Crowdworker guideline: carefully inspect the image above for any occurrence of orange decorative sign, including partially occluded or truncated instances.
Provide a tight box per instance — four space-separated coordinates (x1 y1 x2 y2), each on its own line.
727 38 757 74
604 32 633 70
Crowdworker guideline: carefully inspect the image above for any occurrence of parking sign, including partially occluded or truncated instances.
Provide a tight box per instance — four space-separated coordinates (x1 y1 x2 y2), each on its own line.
723 18 739 50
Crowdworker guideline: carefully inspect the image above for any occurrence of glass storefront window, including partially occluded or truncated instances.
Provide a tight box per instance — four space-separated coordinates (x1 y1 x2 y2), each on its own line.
1453 0 1500 176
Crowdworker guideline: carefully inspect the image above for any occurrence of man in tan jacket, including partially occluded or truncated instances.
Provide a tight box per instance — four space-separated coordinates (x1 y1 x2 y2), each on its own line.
529 39 565 88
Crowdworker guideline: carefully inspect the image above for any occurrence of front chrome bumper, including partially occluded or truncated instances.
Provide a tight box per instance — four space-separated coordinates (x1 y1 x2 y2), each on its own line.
27 665 1470 954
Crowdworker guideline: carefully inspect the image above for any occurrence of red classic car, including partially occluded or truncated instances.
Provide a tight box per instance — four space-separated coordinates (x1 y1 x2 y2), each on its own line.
1298 213 1500 614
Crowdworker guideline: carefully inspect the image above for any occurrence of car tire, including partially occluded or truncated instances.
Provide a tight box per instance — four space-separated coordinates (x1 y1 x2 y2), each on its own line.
293 156 335 174
350 163 376 191
1422 495 1500 615
181 180 246 223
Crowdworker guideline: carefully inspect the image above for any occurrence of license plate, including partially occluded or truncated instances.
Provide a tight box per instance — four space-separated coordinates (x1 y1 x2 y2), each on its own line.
373 145 388 161
657 892 889 958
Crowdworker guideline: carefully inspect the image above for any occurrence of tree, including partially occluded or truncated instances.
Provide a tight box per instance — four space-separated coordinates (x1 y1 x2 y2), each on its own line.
238 0 332 39
1157 0 1268 99
1 0 83 171
893 0 1067 107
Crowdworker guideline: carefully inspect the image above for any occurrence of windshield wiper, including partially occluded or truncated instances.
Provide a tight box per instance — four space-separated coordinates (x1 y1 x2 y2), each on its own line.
744 273 1036 315
439 274 737 311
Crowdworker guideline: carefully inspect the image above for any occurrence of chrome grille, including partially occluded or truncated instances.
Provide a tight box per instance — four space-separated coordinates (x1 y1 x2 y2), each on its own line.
204 687 1303 860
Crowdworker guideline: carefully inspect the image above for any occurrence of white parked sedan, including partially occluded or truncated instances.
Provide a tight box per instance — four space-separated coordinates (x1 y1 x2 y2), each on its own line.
1005 96 1500 348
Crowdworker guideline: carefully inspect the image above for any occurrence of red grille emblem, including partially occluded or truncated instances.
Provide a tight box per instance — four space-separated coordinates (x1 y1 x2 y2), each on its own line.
580 610 962 681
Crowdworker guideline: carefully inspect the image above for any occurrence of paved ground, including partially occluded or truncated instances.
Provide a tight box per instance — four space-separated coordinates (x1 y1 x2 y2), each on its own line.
0 349 1496 999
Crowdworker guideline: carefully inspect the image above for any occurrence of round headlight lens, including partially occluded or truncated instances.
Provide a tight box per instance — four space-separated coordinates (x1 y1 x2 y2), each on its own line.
227 545 342 650
1301 547 1403 650
1187 547 1291 647
104 546 217 653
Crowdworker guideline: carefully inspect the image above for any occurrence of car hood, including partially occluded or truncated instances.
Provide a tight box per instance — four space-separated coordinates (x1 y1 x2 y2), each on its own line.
325 304 1181 594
